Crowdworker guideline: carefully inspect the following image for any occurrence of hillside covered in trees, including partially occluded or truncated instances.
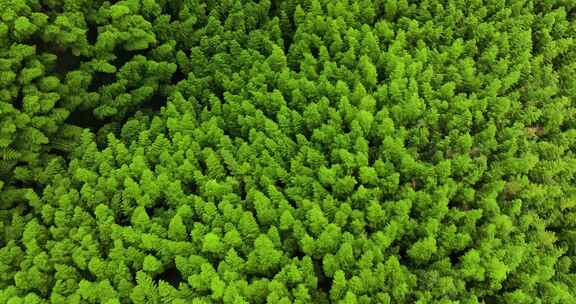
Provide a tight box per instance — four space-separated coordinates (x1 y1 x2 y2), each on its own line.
1 0 576 303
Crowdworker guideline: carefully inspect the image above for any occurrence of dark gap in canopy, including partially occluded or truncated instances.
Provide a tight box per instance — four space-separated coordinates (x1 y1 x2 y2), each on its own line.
65 108 112 134
86 23 98 45
156 265 184 288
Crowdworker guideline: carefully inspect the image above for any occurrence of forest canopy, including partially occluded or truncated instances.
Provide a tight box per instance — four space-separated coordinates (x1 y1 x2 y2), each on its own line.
1 0 576 303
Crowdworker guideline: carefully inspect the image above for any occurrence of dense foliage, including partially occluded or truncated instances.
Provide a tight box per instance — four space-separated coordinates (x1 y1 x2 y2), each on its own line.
1 0 576 303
